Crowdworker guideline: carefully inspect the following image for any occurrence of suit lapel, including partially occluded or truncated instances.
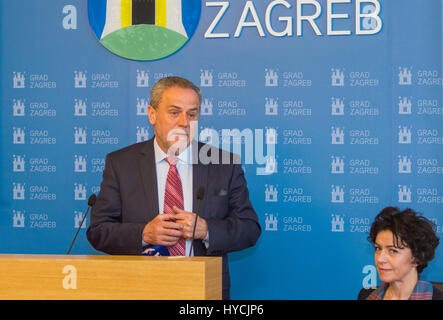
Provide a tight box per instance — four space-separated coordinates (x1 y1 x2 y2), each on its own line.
192 141 210 256
192 141 209 218
139 138 159 221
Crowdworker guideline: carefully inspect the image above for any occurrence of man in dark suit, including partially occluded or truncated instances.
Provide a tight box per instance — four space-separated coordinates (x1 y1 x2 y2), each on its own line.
87 76 261 299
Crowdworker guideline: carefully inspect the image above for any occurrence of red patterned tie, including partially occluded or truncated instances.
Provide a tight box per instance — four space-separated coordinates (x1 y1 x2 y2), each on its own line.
164 156 186 256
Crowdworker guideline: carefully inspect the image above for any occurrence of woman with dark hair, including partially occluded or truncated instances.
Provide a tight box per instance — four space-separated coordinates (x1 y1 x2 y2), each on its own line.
358 206 442 300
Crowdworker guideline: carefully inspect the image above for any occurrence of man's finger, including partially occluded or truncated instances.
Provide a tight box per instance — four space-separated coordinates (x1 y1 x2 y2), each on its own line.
159 213 178 221
161 220 183 230
161 225 184 238
158 234 181 244
172 206 186 214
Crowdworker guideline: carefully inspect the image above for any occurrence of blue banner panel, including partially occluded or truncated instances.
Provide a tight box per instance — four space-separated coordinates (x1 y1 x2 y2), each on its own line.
1 1 442 299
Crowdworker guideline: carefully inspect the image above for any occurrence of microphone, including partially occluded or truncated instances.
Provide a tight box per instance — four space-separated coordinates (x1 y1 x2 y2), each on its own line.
142 245 170 256
189 187 205 256
67 194 97 254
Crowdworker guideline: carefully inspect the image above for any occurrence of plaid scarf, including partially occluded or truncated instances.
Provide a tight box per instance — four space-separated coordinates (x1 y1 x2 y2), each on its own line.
367 280 434 300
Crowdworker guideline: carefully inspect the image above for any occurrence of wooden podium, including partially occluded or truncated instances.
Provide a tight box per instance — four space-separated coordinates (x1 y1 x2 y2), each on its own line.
0 254 222 300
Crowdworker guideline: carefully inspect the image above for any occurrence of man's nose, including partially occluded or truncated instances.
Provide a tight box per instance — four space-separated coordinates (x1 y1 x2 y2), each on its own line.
177 112 188 127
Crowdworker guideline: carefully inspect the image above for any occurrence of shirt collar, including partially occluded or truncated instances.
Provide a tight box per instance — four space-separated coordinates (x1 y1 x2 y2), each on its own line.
153 137 193 165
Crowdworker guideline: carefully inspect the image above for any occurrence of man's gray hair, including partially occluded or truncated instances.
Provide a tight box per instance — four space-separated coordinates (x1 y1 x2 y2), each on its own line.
150 76 202 109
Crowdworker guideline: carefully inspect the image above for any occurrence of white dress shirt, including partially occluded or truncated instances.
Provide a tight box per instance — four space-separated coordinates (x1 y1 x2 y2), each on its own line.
142 139 208 256
142 138 209 256
153 139 194 256
154 139 194 226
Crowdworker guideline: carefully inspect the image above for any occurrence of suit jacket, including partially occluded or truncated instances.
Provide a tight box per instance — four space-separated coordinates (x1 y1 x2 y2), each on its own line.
86 138 261 299
358 285 443 300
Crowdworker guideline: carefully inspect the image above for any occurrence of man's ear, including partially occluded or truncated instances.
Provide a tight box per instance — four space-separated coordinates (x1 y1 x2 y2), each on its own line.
147 105 156 125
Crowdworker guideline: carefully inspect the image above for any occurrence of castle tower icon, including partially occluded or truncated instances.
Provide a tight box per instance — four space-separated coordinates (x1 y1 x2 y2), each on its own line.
398 185 412 203
13 183 25 200
74 211 86 228
13 72 25 88
74 127 87 144
199 127 215 145
331 185 345 203
256 155 278 176
200 70 213 87
331 127 345 145
265 69 278 87
74 183 87 200
398 126 412 144
13 127 25 144
74 155 87 172
136 69 149 87
398 155 412 174
265 97 278 115
265 156 278 174
331 97 345 115
136 98 148 116
200 98 213 115
331 68 344 87
13 99 25 116
331 214 344 232
265 184 278 202
331 156 345 174
136 126 149 143
265 127 277 145
398 96 412 115
13 155 25 172
398 67 412 85
74 71 87 88
13 210 25 228
265 213 278 231
74 99 87 116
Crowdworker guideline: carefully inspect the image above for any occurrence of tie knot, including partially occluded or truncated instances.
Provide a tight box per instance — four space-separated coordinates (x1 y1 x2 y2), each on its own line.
166 156 178 166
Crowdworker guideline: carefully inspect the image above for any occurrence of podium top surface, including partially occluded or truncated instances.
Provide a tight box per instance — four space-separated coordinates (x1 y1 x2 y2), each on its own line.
0 254 222 299
0 254 220 263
